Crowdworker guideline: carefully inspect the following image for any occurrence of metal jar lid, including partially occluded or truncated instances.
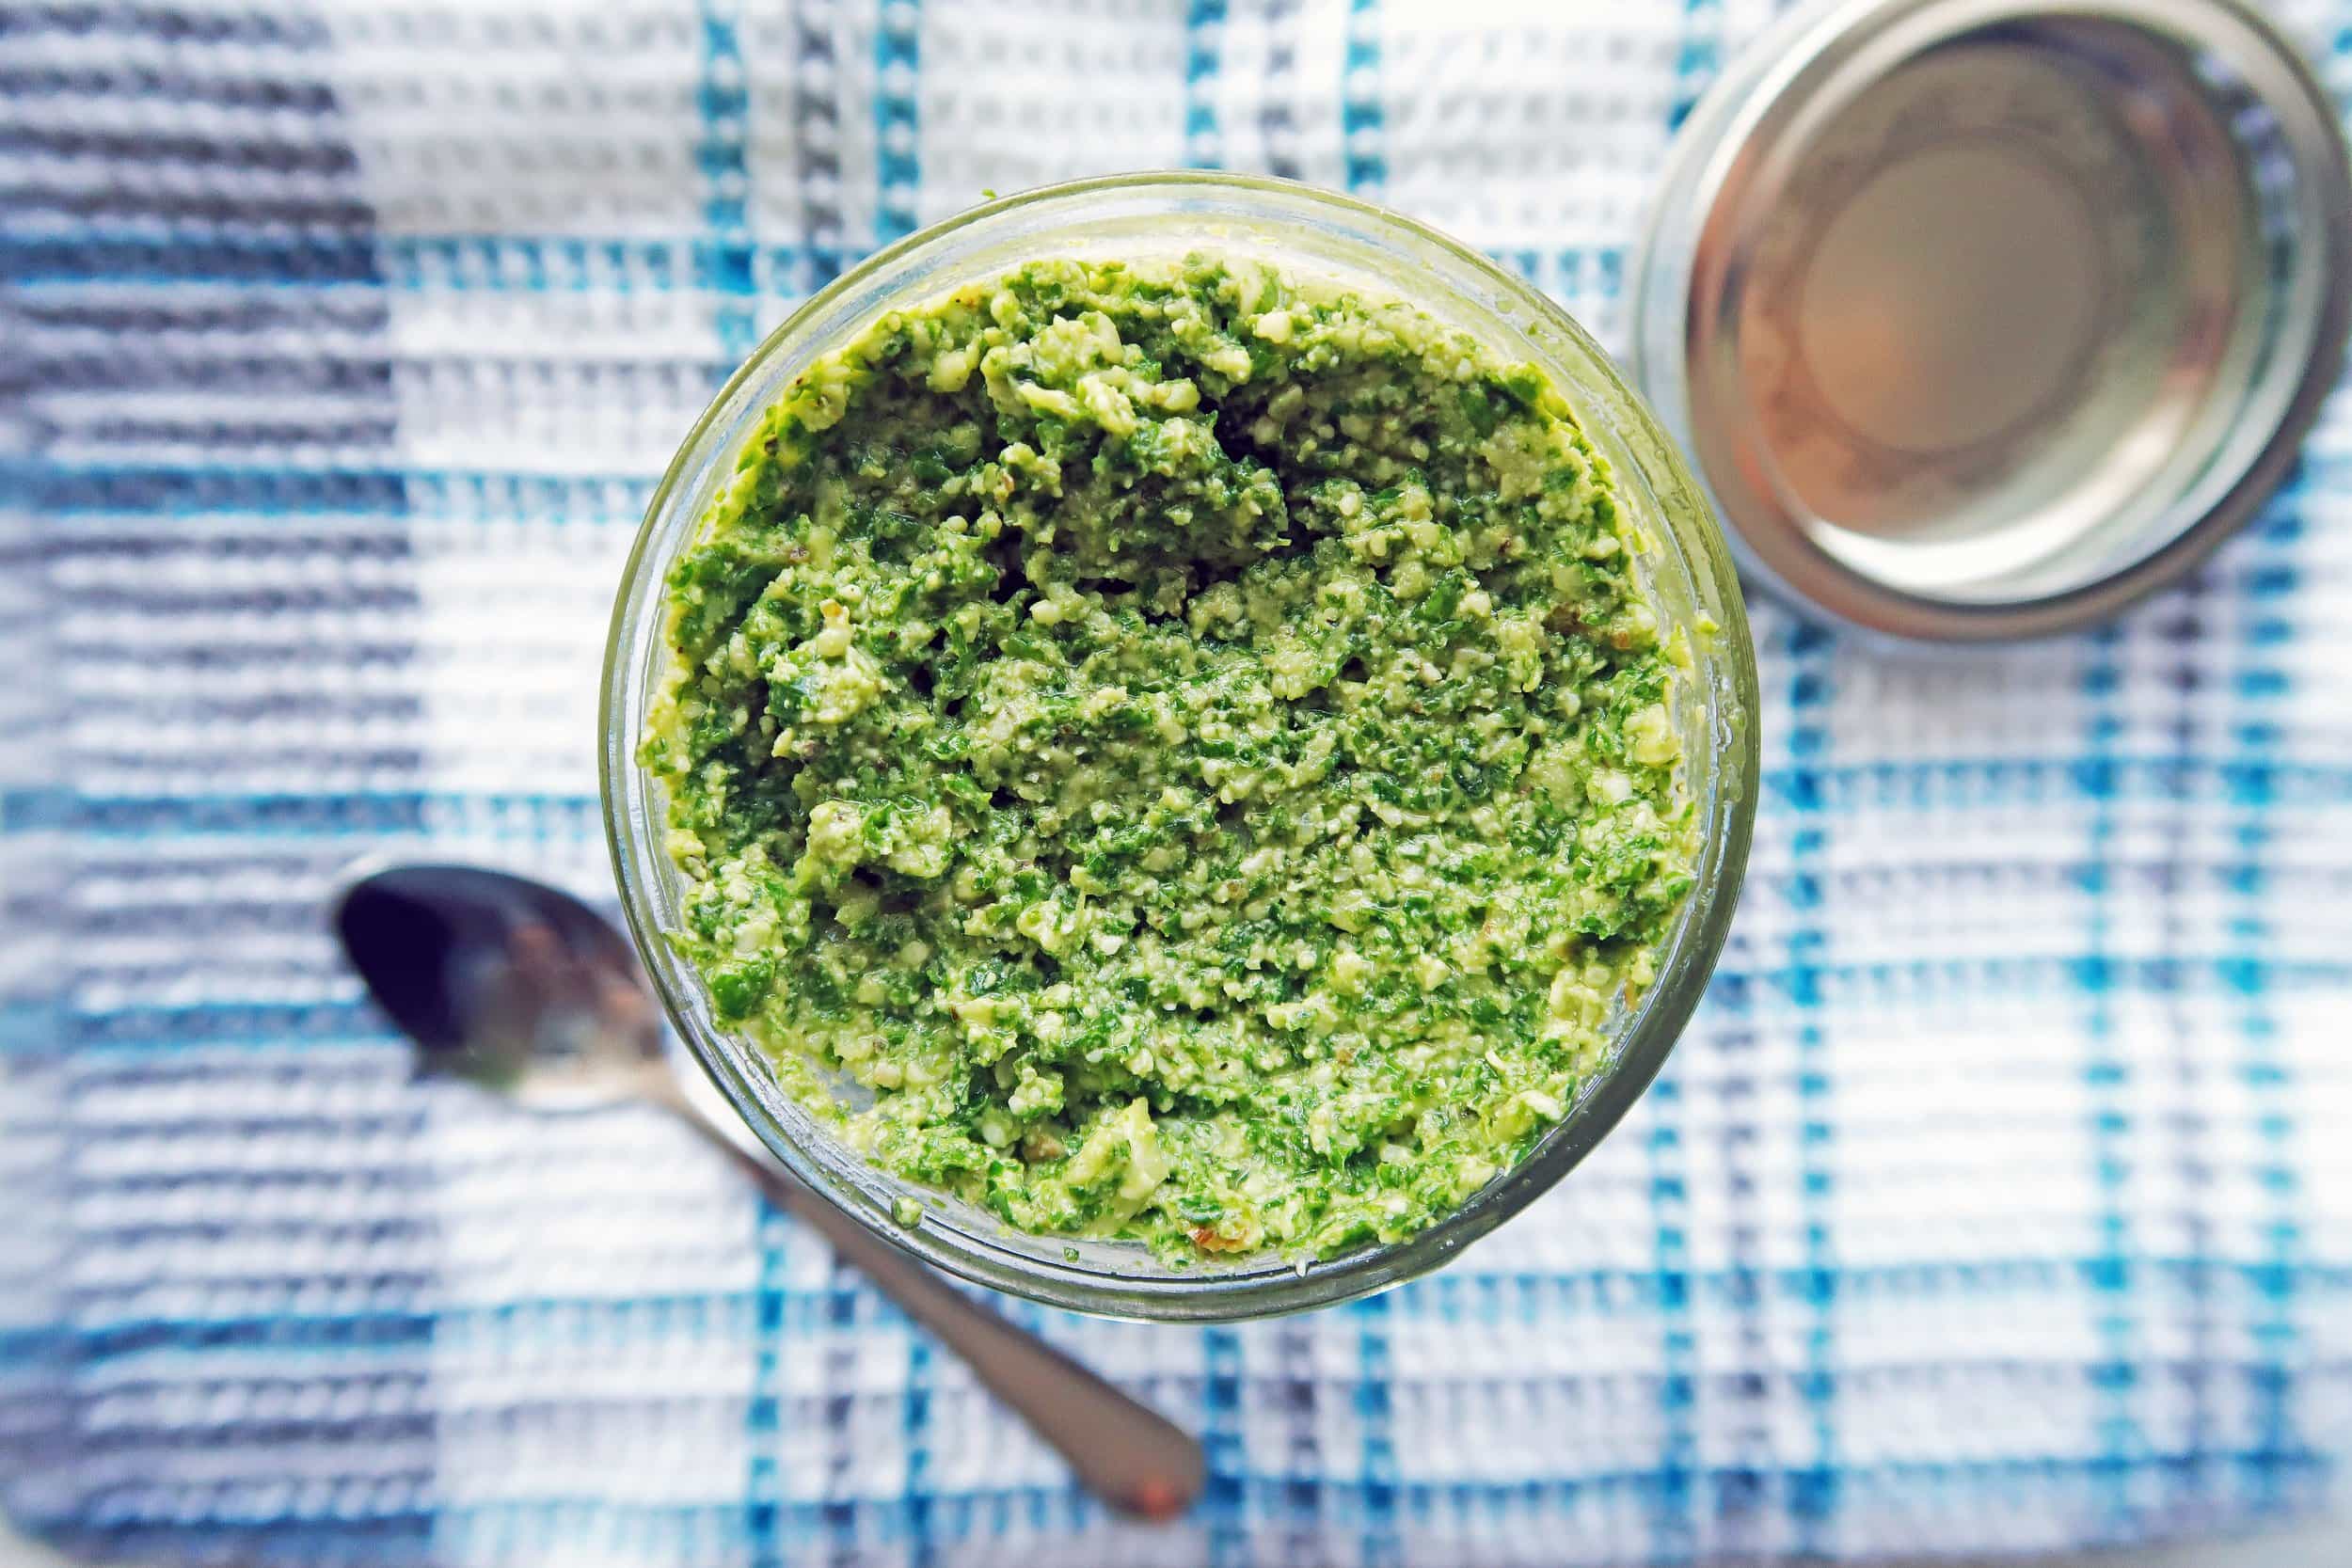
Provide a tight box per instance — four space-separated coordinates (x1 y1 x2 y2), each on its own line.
1629 0 2352 641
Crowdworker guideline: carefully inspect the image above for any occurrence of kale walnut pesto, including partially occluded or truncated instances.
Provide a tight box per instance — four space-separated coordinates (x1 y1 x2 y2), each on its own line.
645 256 1696 1263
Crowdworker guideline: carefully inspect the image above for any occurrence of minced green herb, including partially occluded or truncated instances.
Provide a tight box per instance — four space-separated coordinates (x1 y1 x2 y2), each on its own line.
645 255 1694 1263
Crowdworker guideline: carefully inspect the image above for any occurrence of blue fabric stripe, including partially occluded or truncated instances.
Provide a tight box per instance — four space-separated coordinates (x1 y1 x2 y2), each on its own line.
7 235 1642 295
8 461 652 520
2236 485 2308 1515
1200 1323 1244 1566
0 232 388 286
904 1331 935 1568
1342 1 1386 196
59 1454 2332 1568
1669 0 1724 129
745 1204 788 1568
1355 1290 1398 1567
1184 2 1227 168
696 1 759 364
2078 624 2140 1537
25 1308 440 1366
51 797 600 849
2 233 803 292
43 1518 436 1568
1646 1074 1696 1561
58 999 396 1049
1787 616 1841 1554
874 1 922 247
52 1448 2340 1568
2155 580 2219 1516
17 1254 2352 1369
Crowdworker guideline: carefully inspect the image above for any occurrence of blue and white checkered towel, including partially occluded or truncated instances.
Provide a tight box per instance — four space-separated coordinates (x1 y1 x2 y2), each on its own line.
6 3 2352 1564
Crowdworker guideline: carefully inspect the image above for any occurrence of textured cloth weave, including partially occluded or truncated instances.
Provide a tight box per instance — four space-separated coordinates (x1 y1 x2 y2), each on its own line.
6 2 2352 1565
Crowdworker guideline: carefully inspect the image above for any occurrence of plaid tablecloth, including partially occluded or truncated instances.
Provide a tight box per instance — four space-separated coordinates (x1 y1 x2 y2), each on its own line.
6 2 2352 1564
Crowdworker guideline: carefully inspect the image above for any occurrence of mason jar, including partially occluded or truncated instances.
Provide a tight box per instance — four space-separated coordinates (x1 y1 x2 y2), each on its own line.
600 171 1761 1321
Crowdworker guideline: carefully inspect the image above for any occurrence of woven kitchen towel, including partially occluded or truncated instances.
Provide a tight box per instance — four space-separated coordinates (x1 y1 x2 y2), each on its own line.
6 2 2352 1565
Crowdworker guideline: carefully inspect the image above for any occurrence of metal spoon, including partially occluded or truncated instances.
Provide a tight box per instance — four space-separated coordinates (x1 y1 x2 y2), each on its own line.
330 863 1204 1521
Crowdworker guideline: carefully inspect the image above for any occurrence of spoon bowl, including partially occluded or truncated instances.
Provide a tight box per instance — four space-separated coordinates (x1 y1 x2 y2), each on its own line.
334 863 663 1106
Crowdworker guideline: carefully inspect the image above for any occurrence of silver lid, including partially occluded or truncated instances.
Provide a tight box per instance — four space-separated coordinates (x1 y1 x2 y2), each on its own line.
1630 0 2352 641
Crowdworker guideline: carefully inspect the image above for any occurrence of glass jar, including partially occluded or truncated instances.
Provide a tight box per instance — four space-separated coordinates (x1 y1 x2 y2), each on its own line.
601 172 1760 1322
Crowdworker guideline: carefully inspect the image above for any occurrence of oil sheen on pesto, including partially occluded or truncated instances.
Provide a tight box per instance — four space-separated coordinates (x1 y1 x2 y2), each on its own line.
646 256 1695 1263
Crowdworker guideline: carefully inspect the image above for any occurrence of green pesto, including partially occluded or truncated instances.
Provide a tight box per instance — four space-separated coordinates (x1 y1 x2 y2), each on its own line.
645 256 1695 1263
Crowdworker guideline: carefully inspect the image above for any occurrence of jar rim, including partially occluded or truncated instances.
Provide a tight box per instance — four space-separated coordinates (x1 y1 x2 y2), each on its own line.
600 170 1762 1321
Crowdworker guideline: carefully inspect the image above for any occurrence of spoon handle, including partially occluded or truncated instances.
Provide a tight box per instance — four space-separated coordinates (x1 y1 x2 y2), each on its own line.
652 1080 1207 1520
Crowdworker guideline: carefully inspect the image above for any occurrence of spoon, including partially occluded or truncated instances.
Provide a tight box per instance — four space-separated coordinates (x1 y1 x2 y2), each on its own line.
330 862 1204 1521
